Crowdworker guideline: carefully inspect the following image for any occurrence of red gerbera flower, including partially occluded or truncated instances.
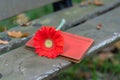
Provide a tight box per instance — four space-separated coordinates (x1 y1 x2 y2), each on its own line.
33 26 64 58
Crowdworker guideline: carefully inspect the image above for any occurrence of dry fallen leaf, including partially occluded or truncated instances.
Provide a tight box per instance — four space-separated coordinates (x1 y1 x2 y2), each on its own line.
94 0 103 6
80 0 88 6
22 33 30 37
98 52 114 61
7 31 29 38
88 0 92 5
7 31 22 38
16 13 29 26
0 40 9 44
96 23 102 30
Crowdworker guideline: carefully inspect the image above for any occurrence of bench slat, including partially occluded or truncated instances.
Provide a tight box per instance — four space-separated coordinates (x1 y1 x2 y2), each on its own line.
0 0 60 20
38 0 120 29
0 7 120 80
66 7 120 55
0 0 119 54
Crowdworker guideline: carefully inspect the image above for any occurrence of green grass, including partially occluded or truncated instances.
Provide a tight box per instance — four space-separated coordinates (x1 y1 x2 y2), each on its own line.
54 51 120 80
0 0 82 32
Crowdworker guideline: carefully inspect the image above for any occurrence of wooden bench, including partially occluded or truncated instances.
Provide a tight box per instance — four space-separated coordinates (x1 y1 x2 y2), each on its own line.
0 0 119 54
0 0 62 20
0 0 72 54
0 0 120 80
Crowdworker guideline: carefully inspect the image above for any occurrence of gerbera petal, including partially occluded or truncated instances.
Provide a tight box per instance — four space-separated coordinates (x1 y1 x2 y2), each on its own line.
33 26 64 58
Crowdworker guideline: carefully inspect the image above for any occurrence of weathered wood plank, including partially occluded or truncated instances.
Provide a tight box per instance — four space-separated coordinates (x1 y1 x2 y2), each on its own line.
66 7 120 56
0 0 60 20
0 47 71 80
0 6 120 80
38 0 120 29
0 0 119 54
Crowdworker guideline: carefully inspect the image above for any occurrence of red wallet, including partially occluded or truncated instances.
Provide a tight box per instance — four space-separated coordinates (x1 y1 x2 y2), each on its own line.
25 32 94 63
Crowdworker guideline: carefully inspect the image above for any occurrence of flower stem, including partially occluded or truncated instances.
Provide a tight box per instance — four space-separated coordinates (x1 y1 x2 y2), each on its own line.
56 19 66 30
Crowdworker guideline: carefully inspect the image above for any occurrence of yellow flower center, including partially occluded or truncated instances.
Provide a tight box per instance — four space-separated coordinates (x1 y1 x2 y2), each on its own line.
45 39 53 48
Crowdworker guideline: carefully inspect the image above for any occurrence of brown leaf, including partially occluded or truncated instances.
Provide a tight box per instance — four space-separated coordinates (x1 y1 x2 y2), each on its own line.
80 0 88 6
96 23 102 30
16 13 29 26
22 33 30 37
88 0 92 5
98 52 114 61
7 31 22 38
0 40 9 44
7 31 29 38
94 0 103 6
